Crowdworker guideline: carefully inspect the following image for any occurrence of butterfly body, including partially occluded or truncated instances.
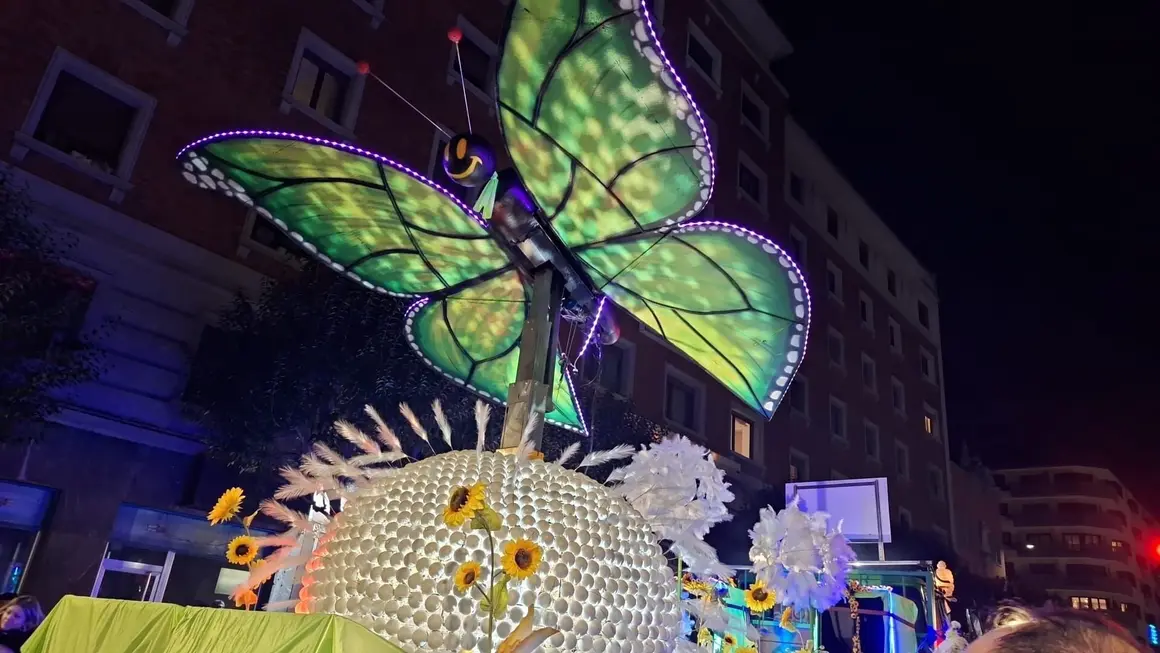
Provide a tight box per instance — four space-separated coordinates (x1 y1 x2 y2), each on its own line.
177 0 810 434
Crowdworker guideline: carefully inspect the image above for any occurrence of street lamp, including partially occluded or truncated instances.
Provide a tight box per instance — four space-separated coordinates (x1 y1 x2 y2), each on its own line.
1025 543 1035 550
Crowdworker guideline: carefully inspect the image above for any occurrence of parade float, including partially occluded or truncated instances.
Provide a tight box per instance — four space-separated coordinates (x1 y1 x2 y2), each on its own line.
23 0 961 649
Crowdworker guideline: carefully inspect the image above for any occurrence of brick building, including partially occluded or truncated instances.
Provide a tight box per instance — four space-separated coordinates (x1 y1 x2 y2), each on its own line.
0 0 952 607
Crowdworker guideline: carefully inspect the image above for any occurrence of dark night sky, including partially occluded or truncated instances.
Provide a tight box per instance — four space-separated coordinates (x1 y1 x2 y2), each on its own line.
762 1 1160 504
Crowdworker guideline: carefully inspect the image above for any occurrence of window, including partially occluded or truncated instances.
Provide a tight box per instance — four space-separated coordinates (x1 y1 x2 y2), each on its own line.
858 240 870 268
281 30 365 135
891 378 906 415
887 317 902 354
665 371 701 433
864 420 880 461
1112 540 1126 554
650 0 665 26
120 0 196 45
292 50 351 124
917 300 931 328
860 354 877 395
887 269 898 296
788 227 807 266
980 522 992 553
826 207 840 238
825 260 843 303
447 18 498 104
789 450 809 482
895 441 910 480
923 404 939 439
829 397 847 441
13 48 156 203
685 22 721 88
929 466 945 501
580 341 634 396
1027 533 1054 547
346 0 386 27
788 375 808 418
238 209 306 267
739 82 768 141
859 292 874 331
920 348 936 383
1063 533 1082 551
731 413 753 458
736 153 767 208
1071 597 1109 612
788 172 805 204
827 328 845 369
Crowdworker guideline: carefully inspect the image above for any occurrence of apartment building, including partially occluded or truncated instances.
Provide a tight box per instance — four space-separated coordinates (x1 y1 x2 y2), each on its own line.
0 0 951 606
996 466 1160 640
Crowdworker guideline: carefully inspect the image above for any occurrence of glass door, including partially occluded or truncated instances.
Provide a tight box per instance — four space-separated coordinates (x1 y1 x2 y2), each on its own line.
91 556 172 601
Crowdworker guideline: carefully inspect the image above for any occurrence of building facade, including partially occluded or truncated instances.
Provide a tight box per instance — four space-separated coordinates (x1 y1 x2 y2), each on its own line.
996 466 1160 640
0 0 951 607
950 456 1009 580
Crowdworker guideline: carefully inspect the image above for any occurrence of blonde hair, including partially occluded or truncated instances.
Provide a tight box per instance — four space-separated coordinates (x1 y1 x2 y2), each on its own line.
986 605 1147 653
0 595 44 632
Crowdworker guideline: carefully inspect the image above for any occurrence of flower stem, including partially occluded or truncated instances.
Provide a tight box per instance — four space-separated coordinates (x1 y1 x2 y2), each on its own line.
486 528 496 648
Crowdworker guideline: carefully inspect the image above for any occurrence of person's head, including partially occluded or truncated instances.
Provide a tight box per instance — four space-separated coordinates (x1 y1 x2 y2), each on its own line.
0 596 43 633
967 605 1147 653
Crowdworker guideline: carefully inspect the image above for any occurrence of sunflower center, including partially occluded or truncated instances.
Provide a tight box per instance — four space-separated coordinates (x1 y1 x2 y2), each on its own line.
235 544 251 557
514 549 532 569
464 570 476 585
449 487 470 511
752 588 767 602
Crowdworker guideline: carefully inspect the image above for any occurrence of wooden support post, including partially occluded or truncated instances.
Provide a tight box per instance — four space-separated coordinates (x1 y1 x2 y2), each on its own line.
499 267 563 451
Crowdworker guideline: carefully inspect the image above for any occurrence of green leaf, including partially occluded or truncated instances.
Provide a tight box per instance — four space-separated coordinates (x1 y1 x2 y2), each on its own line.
471 506 502 532
479 573 511 619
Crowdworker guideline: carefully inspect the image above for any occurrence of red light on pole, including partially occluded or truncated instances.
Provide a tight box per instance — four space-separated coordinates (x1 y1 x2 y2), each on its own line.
1153 541 1160 559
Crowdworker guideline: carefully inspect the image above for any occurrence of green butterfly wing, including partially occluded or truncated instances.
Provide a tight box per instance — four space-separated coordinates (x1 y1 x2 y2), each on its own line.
404 270 586 432
178 132 584 432
578 222 810 418
179 133 509 296
497 0 713 249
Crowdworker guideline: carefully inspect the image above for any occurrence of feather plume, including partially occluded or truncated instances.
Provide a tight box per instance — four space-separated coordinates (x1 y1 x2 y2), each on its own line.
516 413 541 461
274 465 337 500
364 404 402 452
253 531 300 549
431 399 453 448
260 499 312 533
398 403 430 445
298 454 338 480
311 442 363 479
555 441 582 467
577 443 635 468
348 451 408 468
474 401 490 453
234 548 311 595
362 467 399 479
334 419 380 455
262 599 300 612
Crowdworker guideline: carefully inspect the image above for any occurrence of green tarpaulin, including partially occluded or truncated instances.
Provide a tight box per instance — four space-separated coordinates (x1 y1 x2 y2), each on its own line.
23 596 405 653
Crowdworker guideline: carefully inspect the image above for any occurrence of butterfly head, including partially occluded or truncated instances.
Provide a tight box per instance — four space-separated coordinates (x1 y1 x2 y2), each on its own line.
442 133 495 188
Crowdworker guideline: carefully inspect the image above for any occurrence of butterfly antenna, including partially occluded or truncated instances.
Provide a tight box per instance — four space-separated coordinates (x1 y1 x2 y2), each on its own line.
448 27 474 134
357 62 450 138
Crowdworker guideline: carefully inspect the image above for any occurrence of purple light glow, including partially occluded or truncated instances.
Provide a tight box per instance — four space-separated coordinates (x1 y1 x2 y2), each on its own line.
575 296 607 361
176 129 489 230
637 0 716 209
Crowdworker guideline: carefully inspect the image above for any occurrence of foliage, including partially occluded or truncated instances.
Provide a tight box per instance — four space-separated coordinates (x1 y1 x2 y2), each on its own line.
185 262 659 472
0 170 102 440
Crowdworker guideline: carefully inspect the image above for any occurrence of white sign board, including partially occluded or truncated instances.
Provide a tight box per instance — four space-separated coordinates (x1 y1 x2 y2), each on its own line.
785 477 892 544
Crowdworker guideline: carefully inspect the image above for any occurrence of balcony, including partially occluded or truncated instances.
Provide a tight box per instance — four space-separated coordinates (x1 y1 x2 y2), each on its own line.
1019 573 1138 597
1010 512 1127 531
1008 481 1123 501
1015 543 1132 562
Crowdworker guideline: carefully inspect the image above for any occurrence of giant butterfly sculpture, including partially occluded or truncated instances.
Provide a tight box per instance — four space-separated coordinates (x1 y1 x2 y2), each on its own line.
177 0 810 434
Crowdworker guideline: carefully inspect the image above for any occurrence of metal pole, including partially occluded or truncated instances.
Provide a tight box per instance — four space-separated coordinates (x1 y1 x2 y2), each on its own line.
499 266 563 450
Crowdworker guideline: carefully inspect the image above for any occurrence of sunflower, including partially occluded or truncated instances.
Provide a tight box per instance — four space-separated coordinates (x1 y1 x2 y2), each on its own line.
208 487 245 525
697 627 713 646
226 535 259 565
745 582 776 613
722 633 738 651
442 483 486 527
501 539 542 579
454 561 482 592
736 647 758 653
779 606 795 632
